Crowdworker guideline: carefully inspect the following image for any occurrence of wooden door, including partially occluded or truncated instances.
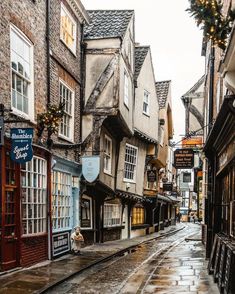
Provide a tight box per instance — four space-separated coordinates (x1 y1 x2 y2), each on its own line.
1 150 20 271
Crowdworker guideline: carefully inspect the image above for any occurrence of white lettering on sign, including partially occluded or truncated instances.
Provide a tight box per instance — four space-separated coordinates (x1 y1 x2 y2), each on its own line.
13 144 29 160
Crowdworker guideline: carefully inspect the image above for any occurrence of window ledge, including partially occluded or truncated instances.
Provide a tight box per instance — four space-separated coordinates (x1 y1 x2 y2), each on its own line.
59 39 77 58
58 134 75 144
143 112 150 117
103 225 124 230
11 109 36 125
131 224 150 230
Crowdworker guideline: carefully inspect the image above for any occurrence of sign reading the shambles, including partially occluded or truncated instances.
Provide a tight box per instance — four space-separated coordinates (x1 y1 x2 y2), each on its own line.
174 148 194 169
81 155 100 183
10 128 33 163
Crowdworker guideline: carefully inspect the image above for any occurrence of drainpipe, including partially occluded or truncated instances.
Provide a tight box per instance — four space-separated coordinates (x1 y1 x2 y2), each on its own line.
80 21 86 148
46 0 51 106
208 46 215 131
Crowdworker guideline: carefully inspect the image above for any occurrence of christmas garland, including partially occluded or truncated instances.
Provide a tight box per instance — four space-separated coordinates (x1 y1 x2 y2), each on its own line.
37 103 65 142
187 0 235 50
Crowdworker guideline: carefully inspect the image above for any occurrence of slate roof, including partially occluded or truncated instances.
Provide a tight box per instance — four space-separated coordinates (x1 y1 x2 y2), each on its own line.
155 80 171 109
84 10 134 40
134 46 149 81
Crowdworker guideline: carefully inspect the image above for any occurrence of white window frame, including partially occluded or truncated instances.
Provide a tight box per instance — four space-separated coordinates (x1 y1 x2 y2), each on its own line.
124 143 138 183
60 2 77 54
103 204 122 228
81 195 93 229
10 25 34 121
21 157 47 235
143 90 150 116
124 71 129 107
52 170 72 232
59 79 75 142
104 135 112 175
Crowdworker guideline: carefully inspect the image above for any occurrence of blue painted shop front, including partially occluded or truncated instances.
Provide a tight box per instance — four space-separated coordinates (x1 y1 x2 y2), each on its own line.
51 156 81 258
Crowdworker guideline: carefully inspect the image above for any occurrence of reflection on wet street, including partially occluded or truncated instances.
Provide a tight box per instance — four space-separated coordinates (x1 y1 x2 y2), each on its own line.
48 224 219 294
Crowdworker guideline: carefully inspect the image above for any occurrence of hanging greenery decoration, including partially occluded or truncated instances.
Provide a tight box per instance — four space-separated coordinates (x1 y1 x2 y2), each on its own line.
187 0 235 50
36 103 65 143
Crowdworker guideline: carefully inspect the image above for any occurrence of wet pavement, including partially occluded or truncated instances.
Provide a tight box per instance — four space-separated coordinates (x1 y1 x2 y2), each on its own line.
0 223 219 294
0 224 184 294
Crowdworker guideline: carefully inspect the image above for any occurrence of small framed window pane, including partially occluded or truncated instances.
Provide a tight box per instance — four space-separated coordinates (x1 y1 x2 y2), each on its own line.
124 144 138 182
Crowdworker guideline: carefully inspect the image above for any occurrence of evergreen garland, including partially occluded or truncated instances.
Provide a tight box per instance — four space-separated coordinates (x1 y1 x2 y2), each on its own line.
37 103 65 143
187 0 235 50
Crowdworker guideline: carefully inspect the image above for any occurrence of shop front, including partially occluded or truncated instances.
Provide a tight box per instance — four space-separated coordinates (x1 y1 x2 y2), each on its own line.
0 140 51 271
51 155 81 258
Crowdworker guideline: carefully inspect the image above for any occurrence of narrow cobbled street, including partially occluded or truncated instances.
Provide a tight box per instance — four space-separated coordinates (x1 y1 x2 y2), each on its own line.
47 224 218 294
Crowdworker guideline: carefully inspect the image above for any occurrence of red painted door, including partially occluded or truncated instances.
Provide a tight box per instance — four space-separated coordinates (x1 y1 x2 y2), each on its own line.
1 150 20 271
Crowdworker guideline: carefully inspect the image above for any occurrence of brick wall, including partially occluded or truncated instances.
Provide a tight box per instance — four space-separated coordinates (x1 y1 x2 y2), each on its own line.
0 0 47 131
49 0 82 162
21 235 48 267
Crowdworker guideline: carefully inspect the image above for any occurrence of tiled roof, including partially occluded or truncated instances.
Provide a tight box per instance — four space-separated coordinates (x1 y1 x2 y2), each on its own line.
155 80 171 109
134 46 149 81
84 10 134 40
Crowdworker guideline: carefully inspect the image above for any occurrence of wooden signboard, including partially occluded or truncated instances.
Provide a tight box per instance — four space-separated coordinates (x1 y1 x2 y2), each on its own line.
224 244 235 294
173 149 194 169
208 234 219 274
218 241 227 290
213 237 222 282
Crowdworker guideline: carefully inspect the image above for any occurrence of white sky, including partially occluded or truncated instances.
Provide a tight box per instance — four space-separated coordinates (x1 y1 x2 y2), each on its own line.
82 0 205 142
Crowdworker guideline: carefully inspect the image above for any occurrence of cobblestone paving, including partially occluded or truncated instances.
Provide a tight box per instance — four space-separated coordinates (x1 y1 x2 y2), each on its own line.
48 224 219 294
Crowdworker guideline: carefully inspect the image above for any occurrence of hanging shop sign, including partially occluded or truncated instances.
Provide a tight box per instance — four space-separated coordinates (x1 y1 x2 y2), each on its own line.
0 116 4 146
174 148 194 169
81 155 100 183
147 170 156 182
10 128 33 163
163 183 173 191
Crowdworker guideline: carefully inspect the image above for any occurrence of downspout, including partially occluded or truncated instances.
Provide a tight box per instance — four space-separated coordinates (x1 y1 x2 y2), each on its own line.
209 46 215 131
46 0 51 105
80 21 86 148
46 0 52 261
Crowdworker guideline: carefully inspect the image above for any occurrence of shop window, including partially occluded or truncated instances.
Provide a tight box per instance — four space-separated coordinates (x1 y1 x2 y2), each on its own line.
60 2 77 54
81 195 92 229
104 135 112 174
10 25 34 119
132 206 145 225
52 171 72 231
124 144 138 182
21 157 47 235
103 204 121 227
59 80 74 141
183 172 191 183
143 90 150 115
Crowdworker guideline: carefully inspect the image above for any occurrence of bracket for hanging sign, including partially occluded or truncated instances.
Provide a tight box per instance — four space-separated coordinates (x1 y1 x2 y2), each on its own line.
0 116 4 146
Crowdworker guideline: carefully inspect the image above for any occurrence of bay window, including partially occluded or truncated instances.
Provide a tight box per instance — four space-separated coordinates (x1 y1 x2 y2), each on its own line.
21 157 47 235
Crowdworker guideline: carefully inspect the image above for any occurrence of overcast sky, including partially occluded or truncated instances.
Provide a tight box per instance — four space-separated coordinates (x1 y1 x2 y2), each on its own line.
82 0 205 142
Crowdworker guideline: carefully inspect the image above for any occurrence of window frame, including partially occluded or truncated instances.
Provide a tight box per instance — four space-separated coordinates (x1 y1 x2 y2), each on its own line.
103 135 112 175
124 143 138 183
60 2 77 55
21 156 47 236
10 24 34 121
81 195 93 229
58 79 75 142
124 71 129 107
143 90 150 116
103 203 122 228
132 206 145 226
52 170 73 232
